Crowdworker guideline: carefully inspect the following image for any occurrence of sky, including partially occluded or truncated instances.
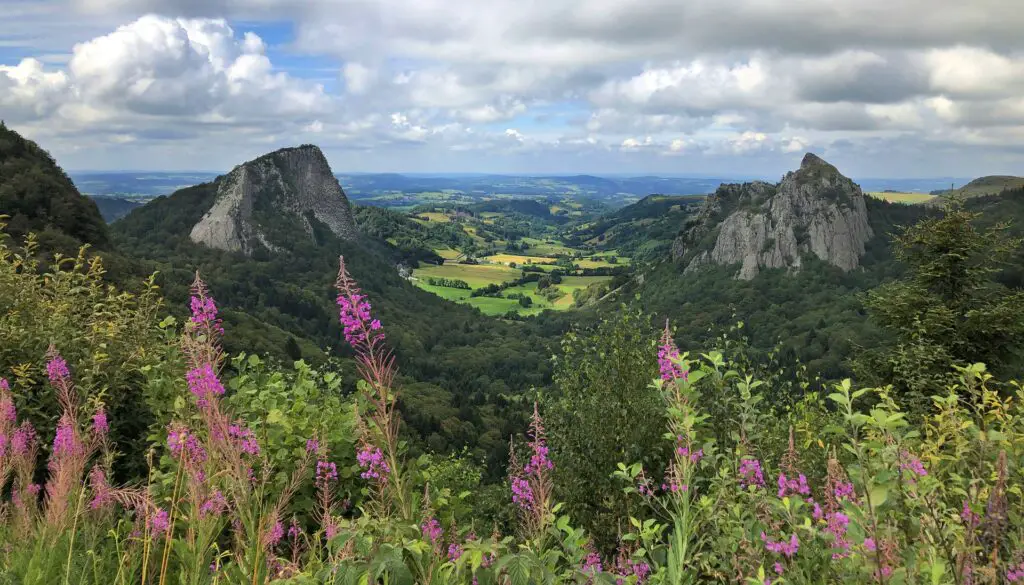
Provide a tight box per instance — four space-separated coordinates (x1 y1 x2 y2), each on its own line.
2 0 1023 177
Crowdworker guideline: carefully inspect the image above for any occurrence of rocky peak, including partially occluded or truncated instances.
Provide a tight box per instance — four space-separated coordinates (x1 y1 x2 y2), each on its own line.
190 144 357 254
672 153 873 280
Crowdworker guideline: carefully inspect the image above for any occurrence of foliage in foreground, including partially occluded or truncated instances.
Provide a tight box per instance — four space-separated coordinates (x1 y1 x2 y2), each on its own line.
1 253 1023 585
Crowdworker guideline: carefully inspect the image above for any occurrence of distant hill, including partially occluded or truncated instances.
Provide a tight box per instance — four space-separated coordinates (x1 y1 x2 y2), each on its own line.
90 196 144 222
565 195 705 263
0 122 108 248
931 175 1024 199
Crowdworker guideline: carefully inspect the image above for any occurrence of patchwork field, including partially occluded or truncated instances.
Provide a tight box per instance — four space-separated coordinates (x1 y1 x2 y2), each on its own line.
411 261 614 316
867 192 936 204
412 263 520 288
482 253 557 266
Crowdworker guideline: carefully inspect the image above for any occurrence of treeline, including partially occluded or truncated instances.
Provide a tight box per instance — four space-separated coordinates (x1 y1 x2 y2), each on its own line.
426 277 471 289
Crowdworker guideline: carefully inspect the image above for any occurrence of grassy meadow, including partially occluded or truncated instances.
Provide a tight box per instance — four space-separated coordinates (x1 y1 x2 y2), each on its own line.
866 191 936 204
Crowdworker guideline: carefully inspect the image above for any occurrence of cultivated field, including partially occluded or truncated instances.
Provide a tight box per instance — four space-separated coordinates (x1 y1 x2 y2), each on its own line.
866 192 936 204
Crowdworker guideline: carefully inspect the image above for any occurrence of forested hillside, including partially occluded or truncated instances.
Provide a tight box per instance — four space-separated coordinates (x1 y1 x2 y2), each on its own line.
0 122 108 249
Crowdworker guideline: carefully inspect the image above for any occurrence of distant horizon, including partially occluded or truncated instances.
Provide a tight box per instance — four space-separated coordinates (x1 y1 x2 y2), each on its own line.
67 169 976 182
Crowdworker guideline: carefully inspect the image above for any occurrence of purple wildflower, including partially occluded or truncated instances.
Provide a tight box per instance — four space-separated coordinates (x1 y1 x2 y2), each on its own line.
448 543 463 562
337 292 382 347
658 320 687 382
833 481 855 501
190 295 218 326
288 519 302 540
356 446 390 481
511 476 534 509
825 512 851 558
199 491 227 518
88 466 113 510
316 460 338 488
46 356 70 386
761 532 800 558
0 378 15 424
1008 561 1024 582
186 364 225 407
582 550 603 575
864 537 876 552
305 439 320 454
898 450 927 479
12 423 36 456
776 473 811 498
228 423 260 455
961 500 981 529
149 508 170 534
774 562 784 575
92 407 109 437
52 416 78 457
739 458 765 489
421 517 442 546
267 522 285 547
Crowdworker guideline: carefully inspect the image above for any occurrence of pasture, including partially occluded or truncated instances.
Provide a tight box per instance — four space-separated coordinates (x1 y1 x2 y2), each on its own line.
866 192 936 204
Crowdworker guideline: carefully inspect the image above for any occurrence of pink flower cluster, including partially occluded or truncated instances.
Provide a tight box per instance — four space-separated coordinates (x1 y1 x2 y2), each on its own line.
511 476 534 509
739 458 765 488
149 508 170 533
267 521 285 547
228 423 260 456
776 473 810 498
10 423 36 455
582 550 603 575
356 446 390 481
0 378 15 424
199 490 227 518
761 532 800 558
1008 561 1024 583
167 425 207 465
899 451 928 479
833 481 855 501
676 442 703 465
421 517 442 546
92 407 109 437
186 364 226 407
315 460 338 488
52 416 80 458
525 442 553 474
337 292 383 347
658 322 687 382
46 356 70 386
88 466 113 510
448 542 463 562
190 295 219 327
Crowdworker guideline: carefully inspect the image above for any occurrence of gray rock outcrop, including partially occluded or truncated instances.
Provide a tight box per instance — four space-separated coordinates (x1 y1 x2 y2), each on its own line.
190 145 356 254
672 153 873 280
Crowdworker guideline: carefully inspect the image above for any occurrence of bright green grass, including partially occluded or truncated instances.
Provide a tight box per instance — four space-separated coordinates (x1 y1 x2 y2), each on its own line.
412 263 520 288
413 282 472 301
866 192 936 204
435 248 463 260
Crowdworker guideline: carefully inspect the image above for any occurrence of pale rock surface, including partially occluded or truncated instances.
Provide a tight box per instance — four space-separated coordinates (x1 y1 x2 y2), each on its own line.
190 144 356 254
672 153 873 280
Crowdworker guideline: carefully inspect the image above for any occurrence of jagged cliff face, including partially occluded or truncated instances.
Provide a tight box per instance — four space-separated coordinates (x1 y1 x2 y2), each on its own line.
190 145 357 254
672 153 873 280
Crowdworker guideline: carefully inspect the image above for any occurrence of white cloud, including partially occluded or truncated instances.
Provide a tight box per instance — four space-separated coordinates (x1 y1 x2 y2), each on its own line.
4 0 1024 175
0 58 71 121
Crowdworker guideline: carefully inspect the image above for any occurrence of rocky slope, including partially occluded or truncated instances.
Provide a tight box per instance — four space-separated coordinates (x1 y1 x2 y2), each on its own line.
190 145 357 254
672 153 873 279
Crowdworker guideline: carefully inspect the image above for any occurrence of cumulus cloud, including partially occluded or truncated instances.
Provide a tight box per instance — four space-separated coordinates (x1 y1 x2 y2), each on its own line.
4 0 1024 174
0 58 71 121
